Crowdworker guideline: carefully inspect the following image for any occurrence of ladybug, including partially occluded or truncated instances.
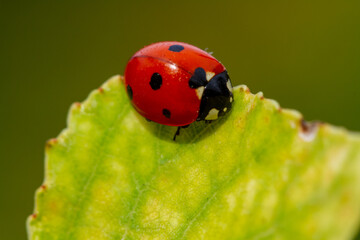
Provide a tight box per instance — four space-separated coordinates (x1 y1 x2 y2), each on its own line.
124 41 233 138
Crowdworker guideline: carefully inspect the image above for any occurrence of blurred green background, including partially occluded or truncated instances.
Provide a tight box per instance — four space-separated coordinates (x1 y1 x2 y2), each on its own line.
1 1 359 239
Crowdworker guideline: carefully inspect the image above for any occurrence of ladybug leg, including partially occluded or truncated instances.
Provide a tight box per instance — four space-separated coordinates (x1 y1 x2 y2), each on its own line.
173 127 181 141
173 124 190 141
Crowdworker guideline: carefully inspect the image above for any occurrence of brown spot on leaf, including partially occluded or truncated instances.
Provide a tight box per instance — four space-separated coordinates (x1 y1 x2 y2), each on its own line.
46 138 58 149
98 87 104 93
300 119 321 133
299 119 322 142
40 184 47 190
239 86 250 93
31 213 37 219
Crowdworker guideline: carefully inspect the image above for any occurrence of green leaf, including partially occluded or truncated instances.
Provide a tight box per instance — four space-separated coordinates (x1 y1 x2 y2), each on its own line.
28 75 360 240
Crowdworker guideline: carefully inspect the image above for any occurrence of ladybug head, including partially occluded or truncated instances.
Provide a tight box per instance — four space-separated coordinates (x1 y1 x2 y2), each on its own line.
197 71 233 121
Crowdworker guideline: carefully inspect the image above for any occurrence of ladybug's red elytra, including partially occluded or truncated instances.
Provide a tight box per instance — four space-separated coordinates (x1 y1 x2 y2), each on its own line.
124 41 233 130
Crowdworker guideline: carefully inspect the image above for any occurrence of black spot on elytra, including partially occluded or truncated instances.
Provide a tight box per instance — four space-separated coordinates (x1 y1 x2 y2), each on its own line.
168 44 184 52
150 73 162 90
189 67 207 89
162 109 171 118
126 85 133 100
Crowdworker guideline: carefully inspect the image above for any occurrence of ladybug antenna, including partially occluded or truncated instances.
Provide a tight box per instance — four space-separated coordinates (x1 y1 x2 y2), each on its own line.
204 47 214 55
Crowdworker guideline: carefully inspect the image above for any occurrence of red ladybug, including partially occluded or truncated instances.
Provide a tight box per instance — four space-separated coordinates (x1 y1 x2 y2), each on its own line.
124 41 233 129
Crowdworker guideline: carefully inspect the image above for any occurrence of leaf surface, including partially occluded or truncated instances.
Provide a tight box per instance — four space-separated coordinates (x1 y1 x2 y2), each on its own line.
28 75 360 240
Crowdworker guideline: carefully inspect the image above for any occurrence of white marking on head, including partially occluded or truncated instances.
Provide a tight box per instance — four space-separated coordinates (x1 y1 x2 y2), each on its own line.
223 107 227 112
230 97 233 103
227 80 233 92
205 108 219 120
206 72 215 81
195 86 205 99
